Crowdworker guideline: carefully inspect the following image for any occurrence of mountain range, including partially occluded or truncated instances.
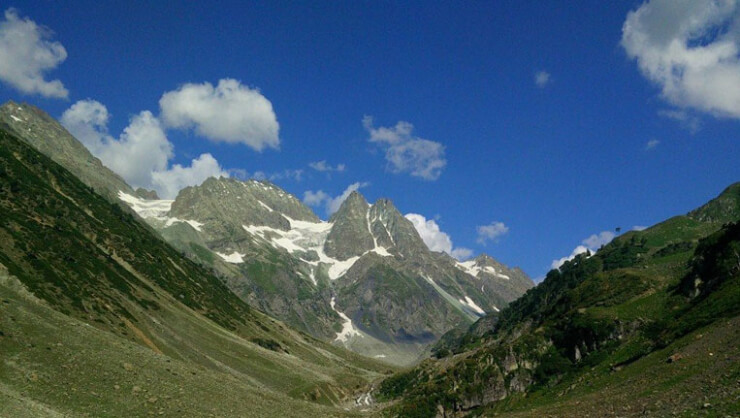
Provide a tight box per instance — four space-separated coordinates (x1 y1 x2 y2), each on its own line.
0 100 533 365
0 99 737 417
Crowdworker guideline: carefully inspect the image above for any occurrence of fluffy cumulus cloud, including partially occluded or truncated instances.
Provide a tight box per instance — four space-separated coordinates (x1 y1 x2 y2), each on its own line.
622 0 740 118
476 221 509 245
151 154 227 200
309 160 346 172
159 79 280 150
551 230 616 270
303 182 369 216
535 70 551 87
405 213 473 260
582 231 616 249
0 8 68 98
363 116 446 181
60 99 114 154
62 99 227 198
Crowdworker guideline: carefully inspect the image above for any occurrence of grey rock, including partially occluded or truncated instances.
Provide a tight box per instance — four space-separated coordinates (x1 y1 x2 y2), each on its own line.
324 191 374 260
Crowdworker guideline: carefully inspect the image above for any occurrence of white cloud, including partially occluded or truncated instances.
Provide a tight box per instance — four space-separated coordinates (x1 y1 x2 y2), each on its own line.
476 221 509 245
658 109 702 133
0 8 68 98
302 190 330 207
582 231 616 249
645 139 660 150
450 247 474 261
303 182 369 216
405 213 473 260
62 99 228 199
151 154 228 200
363 116 446 180
309 160 346 172
159 78 280 150
535 70 551 87
622 0 740 118
60 99 114 155
551 230 616 270
551 245 592 270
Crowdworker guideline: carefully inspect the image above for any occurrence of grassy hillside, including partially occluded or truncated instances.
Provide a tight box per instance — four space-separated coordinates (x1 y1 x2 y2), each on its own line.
376 183 740 417
0 126 392 416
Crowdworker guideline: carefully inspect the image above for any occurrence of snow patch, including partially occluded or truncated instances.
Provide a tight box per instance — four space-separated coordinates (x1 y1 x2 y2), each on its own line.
257 201 274 212
330 297 362 343
327 256 361 280
366 209 393 258
242 214 389 281
216 251 245 264
459 296 486 315
10 115 23 123
371 246 392 257
118 191 204 231
118 191 173 218
456 260 509 280
184 219 204 231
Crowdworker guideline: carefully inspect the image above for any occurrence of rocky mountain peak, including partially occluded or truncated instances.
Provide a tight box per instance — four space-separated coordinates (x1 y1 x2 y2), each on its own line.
329 190 369 222
369 198 427 257
170 176 318 232
474 253 496 265
134 187 160 200
324 191 374 260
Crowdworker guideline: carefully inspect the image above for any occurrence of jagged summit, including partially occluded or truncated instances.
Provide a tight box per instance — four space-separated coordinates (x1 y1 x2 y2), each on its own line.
170 176 319 232
329 190 369 222
325 191 374 260
2 100 531 365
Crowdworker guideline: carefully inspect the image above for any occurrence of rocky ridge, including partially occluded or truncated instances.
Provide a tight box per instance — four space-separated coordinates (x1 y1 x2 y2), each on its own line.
122 176 533 364
0 99 534 365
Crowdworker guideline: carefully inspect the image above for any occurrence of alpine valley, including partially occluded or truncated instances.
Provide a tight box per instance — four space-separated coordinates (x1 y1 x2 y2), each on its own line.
1 101 534 366
0 99 738 417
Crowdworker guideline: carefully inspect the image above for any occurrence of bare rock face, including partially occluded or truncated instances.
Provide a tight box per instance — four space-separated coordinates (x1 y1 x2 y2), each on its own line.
134 188 159 200
170 177 318 234
324 191 374 260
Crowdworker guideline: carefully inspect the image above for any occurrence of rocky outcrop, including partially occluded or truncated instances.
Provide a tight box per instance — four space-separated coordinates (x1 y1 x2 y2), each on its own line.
324 191 375 260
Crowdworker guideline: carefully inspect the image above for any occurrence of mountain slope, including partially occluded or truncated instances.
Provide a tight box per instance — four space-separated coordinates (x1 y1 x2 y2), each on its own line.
0 126 391 416
122 178 533 365
0 100 533 365
376 183 740 416
0 101 134 201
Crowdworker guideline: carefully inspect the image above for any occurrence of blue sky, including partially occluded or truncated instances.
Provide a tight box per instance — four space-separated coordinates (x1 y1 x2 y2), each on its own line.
1 1 738 280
